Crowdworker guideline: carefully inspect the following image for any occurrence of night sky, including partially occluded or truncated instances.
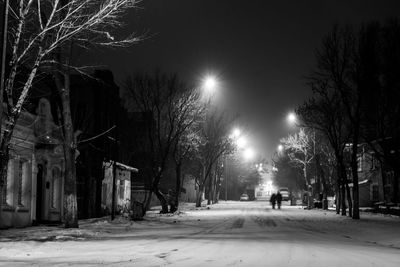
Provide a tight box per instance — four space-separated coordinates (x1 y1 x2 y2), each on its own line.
83 0 400 160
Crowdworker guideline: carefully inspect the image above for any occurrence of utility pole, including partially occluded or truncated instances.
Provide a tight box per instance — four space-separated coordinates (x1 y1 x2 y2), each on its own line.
110 127 119 221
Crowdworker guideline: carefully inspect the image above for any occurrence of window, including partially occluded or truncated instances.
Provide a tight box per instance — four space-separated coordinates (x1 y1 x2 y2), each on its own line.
370 154 376 170
17 160 23 206
101 183 107 205
357 153 363 172
51 167 61 209
119 180 125 199
384 171 394 186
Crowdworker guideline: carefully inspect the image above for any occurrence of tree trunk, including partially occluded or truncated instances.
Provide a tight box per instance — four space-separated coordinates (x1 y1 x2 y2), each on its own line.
207 170 213 205
346 182 353 217
316 154 328 208
335 185 340 214
171 162 182 213
152 176 168 213
351 131 360 219
56 72 79 228
392 167 399 203
195 184 204 207
213 170 220 204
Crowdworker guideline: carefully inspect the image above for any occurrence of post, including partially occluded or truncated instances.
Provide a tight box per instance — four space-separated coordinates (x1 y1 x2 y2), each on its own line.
111 159 117 220
111 128 118 220
225 156 228 201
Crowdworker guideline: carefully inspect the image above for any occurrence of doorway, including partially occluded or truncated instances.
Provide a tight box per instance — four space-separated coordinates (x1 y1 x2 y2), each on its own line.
36 164 43 223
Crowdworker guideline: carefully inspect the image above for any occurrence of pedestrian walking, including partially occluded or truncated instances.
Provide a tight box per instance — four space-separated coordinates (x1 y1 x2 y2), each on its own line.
270 193 276 209
276 191 282 209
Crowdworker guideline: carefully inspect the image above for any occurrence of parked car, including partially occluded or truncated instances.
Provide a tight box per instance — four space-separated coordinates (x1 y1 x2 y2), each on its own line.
279 188 290 201
240 193 249 201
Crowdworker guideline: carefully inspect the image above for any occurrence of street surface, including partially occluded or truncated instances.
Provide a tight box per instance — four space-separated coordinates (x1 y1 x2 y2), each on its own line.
0 201 399 266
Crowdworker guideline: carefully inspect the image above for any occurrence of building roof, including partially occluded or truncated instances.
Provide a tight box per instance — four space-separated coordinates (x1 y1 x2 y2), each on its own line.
103 161 139 173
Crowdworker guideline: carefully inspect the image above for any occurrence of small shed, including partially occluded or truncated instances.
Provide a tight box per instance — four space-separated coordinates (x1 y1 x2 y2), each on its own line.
101 161 138 215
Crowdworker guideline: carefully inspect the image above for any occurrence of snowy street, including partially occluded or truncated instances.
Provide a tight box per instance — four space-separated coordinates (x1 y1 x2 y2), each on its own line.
0 201 400 266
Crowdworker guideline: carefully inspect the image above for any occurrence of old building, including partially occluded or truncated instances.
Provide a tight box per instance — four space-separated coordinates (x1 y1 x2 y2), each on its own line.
1 99 64 228
349 142 399 207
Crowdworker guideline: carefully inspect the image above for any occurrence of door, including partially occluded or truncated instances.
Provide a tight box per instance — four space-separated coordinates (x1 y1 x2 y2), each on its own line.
35 164 44 222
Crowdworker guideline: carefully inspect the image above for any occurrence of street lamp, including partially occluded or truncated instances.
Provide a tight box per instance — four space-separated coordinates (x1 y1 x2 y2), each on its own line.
202 75 218 95
232 128 241 138
277 144 283 152
236 136 247 149
243 147 255 161
287 112 297 126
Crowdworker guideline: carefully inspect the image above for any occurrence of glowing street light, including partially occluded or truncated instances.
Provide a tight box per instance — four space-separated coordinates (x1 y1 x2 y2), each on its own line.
277 144 284 152
232 128 241 138
236 136 247 149
243 147 255 161
287 112 297 125
202 75 217 94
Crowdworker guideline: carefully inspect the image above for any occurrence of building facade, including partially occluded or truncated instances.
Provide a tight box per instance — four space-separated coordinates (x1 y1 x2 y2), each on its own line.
1 99 64 228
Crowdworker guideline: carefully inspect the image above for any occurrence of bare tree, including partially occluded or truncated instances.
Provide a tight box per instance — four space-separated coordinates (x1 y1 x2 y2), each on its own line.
195 109 235 207
302 25 363 218
169 91 204 212
280 128 314 208
122 71 202 214
297 81 353 216
1 0 141 227
280 129 313 187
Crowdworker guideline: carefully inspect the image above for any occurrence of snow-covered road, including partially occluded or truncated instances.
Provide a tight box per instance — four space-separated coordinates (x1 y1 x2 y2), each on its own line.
0 201 399 266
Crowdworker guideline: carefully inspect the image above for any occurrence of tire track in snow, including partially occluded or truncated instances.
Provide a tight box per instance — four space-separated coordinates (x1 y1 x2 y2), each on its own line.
252 216 277 227
231 218 245 229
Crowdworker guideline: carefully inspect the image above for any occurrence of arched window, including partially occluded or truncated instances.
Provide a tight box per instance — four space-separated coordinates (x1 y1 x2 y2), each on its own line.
51 167 61 209
17 159 28 206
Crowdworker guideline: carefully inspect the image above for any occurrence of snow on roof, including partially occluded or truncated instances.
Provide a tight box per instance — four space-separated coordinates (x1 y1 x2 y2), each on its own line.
348 179 370 187
103 161 139 172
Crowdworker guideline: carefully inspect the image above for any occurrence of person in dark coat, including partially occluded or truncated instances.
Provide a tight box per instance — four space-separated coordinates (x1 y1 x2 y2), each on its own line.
270 193 277 209
276 191 283 209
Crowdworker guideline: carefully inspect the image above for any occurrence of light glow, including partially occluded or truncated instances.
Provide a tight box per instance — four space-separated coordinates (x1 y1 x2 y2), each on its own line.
287 112 297 125
243 148 255 161
232 128 241 138
236 136 247 148
203 75 217 93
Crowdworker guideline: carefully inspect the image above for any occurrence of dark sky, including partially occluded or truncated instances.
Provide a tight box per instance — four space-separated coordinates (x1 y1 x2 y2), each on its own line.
84 0 400 159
